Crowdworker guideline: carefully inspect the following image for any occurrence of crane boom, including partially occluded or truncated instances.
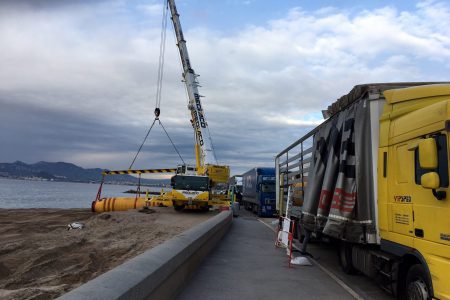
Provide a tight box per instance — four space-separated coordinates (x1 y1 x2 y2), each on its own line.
91 0 230 214
167 0 216 168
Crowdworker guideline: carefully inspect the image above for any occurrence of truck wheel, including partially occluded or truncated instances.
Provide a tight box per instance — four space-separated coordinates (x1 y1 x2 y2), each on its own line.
405 264 431 300
339 241 356 274
174 205 184 211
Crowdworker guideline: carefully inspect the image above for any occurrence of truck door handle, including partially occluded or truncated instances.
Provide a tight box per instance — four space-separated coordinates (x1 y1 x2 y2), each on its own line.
415 228 424 238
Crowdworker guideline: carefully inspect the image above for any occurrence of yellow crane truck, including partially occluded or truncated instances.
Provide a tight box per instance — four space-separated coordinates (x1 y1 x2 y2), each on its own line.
276 83 450 299
160 0 230 211
91 0 230 213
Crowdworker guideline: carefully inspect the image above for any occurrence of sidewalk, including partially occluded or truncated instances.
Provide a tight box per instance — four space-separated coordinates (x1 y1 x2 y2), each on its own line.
177 210 355 300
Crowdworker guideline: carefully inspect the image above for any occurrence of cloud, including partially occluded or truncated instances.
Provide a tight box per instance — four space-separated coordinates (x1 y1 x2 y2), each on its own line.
1 0 450 175
138 3 164 16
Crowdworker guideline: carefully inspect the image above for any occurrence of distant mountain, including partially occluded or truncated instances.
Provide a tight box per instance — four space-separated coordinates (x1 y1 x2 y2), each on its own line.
0 161 170 186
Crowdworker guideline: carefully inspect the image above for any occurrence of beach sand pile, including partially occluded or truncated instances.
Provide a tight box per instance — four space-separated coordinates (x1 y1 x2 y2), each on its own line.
0 207 214 300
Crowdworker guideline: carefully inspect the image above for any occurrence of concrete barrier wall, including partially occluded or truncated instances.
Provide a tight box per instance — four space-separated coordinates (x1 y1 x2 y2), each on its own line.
59 210 232 300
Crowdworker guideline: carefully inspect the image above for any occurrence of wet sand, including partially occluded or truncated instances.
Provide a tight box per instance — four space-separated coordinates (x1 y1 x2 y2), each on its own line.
0 208 214 300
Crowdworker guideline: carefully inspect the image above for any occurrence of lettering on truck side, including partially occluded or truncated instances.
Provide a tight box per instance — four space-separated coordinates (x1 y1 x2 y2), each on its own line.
194 93 207 128
394 213 410 225
190 110 204 146
441 233 450 241
393 195 412 203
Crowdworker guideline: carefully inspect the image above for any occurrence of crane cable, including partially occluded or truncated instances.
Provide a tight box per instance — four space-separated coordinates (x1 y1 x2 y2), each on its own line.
128 118 157 170
154 0 169 115
129 0 185 170
159 119 185 165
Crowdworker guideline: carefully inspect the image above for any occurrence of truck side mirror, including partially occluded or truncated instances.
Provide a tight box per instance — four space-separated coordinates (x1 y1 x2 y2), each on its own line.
419 138 438 169
421 172 440 189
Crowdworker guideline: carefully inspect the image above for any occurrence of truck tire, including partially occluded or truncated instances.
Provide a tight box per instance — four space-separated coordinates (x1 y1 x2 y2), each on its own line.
339 241 356 274
405 264 431 300
174 204 184 211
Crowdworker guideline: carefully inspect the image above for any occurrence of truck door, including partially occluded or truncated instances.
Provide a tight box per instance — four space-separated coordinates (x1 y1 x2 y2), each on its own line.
410 133 450 298
389 142 415 241
412 133 450 246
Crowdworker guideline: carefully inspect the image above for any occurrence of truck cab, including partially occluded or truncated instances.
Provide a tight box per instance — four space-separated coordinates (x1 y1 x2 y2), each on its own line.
379 84 450 299
170 165 210 210
242 168 276 217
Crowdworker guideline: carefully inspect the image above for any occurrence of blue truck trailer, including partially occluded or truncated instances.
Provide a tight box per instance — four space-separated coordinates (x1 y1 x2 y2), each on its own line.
242 167 276 217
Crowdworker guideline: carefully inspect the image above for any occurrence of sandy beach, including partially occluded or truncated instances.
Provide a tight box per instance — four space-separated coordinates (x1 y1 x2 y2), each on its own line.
0 207 214 300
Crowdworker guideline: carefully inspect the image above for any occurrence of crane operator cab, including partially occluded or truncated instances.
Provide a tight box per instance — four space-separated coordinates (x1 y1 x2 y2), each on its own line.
171 174 209 192
173 165 208 192
176 165 197 175
170 165 210 211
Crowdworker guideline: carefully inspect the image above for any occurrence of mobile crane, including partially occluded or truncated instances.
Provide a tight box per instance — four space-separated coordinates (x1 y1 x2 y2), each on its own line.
165 0 230 210
92 0 230 213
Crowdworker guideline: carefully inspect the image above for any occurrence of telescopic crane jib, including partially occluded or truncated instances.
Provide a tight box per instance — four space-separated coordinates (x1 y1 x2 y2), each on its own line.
168 0 214 166
167 0 230 185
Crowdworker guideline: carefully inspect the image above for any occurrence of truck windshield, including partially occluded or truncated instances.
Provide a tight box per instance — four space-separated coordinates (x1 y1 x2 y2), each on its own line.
171 175 209 191
261 183 275 193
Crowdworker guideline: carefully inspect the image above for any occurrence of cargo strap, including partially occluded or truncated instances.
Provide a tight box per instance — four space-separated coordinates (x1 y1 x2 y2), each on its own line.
135 174 141 200
128 117 185 170
95 175 105 201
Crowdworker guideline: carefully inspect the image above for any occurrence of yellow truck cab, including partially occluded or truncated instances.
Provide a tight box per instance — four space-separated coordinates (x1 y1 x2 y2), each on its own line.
276 83 450 299
379 84 450 299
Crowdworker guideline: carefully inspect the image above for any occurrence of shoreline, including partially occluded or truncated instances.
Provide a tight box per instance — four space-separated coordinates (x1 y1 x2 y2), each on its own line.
0 176 169 188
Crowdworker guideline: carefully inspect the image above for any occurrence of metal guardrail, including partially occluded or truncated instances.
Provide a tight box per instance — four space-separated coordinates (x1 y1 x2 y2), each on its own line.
275 120 332 216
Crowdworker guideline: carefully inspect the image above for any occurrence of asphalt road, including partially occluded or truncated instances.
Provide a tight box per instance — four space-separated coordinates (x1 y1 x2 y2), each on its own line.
177 209 392 300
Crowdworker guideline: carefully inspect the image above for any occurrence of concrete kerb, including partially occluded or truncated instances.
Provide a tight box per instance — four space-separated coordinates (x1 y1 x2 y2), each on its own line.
58 210 233 300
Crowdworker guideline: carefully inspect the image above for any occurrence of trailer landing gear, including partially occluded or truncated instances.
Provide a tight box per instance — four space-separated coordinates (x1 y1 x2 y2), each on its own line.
338 241 356 275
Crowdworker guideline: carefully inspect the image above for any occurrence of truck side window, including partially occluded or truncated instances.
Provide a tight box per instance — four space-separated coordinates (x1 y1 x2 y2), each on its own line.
414 134 449 187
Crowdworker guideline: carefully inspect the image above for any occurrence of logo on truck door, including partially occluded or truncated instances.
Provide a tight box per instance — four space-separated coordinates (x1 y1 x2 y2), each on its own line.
394 195 412 203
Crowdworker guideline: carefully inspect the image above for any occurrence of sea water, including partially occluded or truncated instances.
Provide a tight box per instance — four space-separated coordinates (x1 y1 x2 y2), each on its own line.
0 177 165 209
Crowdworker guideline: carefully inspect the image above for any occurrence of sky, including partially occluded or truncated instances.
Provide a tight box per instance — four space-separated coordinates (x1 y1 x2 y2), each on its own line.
1 0 450 176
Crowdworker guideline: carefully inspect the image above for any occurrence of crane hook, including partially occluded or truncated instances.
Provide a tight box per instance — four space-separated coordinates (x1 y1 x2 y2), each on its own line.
154 108 161 119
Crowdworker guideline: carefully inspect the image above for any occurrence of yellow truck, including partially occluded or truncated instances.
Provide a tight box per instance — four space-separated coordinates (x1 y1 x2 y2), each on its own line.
275 83 450 299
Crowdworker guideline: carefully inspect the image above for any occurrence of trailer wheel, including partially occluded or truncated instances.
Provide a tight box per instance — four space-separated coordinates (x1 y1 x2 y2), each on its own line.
405 264 431 300
339 241 356 274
